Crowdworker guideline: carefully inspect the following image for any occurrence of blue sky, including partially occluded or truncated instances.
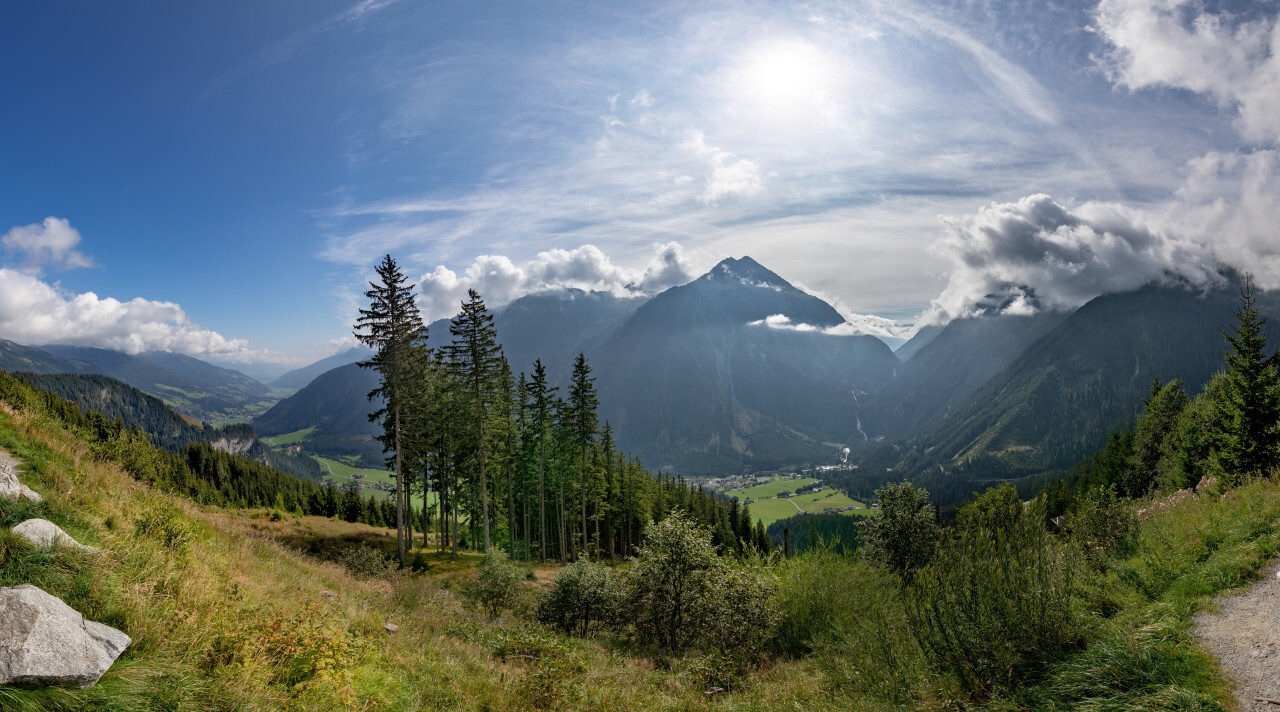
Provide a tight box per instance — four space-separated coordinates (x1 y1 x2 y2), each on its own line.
2 0 1278 375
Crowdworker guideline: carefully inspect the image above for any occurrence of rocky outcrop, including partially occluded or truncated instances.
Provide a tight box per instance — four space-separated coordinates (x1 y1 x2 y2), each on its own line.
12 519 98 553
0 461 40 502
0 584 130 688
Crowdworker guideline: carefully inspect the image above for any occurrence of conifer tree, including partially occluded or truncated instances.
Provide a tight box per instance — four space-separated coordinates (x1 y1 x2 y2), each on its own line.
1211 274 1280 480
445 289 504 554
354 254 427 563
568 353 599 557
526 359 557 562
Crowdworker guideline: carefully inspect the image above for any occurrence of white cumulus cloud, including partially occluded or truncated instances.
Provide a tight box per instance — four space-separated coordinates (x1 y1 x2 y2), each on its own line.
0 268 287 363
1094 0 1280 144
416 241 698 321
2 217 95 271
925 193 1220 323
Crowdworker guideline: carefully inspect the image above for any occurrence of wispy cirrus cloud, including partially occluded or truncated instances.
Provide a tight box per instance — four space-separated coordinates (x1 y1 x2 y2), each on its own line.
203 0 401 99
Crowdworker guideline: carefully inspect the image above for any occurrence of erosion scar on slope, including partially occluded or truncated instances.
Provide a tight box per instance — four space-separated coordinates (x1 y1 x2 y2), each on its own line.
1196 561 1280 710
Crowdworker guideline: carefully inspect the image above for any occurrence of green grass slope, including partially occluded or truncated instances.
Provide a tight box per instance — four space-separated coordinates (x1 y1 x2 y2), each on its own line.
5 367 1280 711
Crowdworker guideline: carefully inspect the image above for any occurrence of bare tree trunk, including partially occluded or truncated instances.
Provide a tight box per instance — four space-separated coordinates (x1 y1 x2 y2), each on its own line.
394 404 405 563
506 450 515 560
538 449 547 563
558 484 567 564
422 466 430 549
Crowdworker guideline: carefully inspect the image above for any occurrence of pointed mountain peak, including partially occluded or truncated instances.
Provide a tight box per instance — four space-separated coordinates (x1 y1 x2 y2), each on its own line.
703 256 797 292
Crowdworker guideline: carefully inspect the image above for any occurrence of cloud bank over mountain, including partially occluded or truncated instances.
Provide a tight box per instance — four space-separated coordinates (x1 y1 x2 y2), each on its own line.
922 0 1280 324
415 242 699 321
0 218 289 364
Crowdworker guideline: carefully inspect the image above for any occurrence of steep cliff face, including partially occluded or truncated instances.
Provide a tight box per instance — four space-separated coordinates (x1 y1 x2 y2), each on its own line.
209 433 255 457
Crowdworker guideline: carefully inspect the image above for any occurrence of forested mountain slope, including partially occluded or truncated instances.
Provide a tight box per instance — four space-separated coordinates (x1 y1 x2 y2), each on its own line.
38 344 277 422
591 257 900 473
829 284 1280 505
18 372 322 481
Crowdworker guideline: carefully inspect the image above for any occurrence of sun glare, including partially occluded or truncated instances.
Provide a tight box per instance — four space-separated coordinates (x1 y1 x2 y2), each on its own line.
736 40 836 114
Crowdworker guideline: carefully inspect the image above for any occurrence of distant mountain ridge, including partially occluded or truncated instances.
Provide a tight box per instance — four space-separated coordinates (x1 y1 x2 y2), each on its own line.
36 344 277 423
18 371 321 482
258 256 902 472
270 346 372 390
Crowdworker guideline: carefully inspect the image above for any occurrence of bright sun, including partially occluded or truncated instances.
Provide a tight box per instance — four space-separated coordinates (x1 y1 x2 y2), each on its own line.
736 40 835 112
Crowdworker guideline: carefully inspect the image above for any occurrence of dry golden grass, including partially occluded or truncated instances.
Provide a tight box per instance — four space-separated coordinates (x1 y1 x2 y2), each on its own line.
0 404 847 712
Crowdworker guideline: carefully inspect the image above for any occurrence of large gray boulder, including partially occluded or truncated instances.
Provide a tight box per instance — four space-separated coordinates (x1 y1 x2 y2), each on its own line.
0 584 131 688
11 519 98 553
0 462 40 502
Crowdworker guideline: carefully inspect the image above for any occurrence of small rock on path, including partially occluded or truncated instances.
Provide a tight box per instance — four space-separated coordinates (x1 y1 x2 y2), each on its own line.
1196 562 1280 710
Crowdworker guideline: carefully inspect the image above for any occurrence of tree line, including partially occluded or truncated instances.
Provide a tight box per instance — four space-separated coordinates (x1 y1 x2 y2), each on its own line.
355 254 768 564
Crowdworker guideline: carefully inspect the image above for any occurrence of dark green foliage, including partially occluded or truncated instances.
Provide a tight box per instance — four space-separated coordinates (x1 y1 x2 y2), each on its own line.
906 494 1080 697
1209 276 1280 481
1124 378 1190 496
339 485 363 523
466 555 527 619
766 512 860 555
861 481 938 577
355 254 428 562
0 370 335 517
443 288 504 554
19 372 322 481
535 559 624 637
1066 483 1138 566
337 545 395 578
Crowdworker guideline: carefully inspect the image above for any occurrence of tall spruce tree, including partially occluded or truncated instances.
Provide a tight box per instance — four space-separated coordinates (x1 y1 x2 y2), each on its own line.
354 254 426 563
1212 274 1280 479
445 289 504 554
568 353 599 558
526 359 557 562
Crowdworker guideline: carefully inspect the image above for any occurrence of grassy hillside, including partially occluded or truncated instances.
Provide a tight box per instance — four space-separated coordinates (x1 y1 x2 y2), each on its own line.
6 365 1280 711
0 384 837 711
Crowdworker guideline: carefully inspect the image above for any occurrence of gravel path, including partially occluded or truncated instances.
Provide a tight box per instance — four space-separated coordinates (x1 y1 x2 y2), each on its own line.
0 446 21 471
1195 562 1280 710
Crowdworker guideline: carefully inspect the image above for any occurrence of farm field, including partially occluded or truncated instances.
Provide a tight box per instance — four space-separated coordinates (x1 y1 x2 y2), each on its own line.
720 475 869 526
313 455 435 510
262 427 315 446
725 476 818 500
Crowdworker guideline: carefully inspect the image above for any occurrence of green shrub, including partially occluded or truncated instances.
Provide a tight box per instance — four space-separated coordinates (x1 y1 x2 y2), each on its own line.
695 561 778 687
536 558 624 637
861 482 939 578
812 563 927 706
907 498 1081 697
1067 483 1138 566
490 628 588 710
627 510 776 669
773 543 875 656
626 511 721 654
463 555 526 619
134 505 194 554
337 545 395 578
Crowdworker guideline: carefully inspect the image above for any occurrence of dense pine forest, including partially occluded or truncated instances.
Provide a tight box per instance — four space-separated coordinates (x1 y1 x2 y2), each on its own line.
354 255 767 564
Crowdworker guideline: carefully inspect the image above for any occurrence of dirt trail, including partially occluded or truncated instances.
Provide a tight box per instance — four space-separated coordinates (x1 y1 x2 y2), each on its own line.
0 446 21 470
1196 562 1280 710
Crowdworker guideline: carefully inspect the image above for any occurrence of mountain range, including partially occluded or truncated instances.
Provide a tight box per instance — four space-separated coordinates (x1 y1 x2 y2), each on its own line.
0 343 285 424
1 255 1272 506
